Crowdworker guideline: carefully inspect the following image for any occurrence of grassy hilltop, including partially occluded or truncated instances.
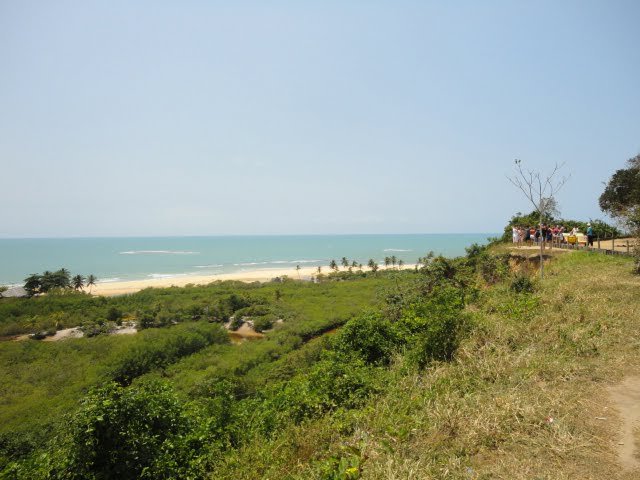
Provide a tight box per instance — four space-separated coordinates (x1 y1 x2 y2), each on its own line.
1 246 639 479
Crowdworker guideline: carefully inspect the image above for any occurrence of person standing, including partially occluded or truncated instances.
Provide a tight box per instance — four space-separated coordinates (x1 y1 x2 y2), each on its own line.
586 223 594 247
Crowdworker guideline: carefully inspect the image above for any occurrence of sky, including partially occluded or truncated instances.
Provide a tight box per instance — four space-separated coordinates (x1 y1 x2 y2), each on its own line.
1 0 639 237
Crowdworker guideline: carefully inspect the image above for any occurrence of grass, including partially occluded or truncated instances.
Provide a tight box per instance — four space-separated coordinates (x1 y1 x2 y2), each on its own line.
207 251 640 479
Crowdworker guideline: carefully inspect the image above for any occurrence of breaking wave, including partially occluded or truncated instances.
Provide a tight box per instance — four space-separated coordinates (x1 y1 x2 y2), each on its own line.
147 273 189 279
120 250 199 255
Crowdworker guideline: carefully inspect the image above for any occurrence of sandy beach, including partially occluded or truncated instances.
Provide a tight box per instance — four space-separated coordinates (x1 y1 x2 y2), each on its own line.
92 264 415 296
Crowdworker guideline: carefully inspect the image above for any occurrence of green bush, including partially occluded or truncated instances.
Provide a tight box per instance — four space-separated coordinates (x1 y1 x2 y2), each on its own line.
253 314 278 332
110 323 228 385
58 381 194 480
398 287 469 368
510 275 534 293
332 312 400 365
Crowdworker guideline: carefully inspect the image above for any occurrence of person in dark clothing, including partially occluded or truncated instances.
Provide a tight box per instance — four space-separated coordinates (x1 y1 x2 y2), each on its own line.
586 223 594 247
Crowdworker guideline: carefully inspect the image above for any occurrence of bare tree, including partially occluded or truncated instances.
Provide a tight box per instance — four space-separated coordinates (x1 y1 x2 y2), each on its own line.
507 160 569 279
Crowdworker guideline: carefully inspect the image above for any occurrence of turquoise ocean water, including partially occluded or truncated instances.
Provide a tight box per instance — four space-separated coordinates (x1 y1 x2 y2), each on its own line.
0 234 496 286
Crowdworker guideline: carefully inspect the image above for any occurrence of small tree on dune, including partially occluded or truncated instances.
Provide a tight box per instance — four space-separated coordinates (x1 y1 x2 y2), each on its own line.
398 259 404 269
341 257 349 269
384 257 391 268
329 260 338 272
390 255 397 268
317 266 322 274
72 274 85 291
86 274 97 293
24 274 42 297
367 259 379 273
295 264 301 280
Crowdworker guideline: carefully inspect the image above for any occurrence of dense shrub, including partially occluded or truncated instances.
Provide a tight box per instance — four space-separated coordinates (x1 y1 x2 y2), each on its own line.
398 287 469 368
110 323 228 385
253 313 278 332
332 312 400 365
478 253 510 285
59 381 196 480
510 275 535 293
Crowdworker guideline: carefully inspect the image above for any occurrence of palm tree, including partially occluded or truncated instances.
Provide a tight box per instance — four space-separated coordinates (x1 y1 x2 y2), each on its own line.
56 268 71 288
351 260 358 268
317 266 322 274
329 259 338 271
384 257 391 268
390 255 397 268
295 264 301 280
23 274 42 297
367 259 378 273
72 274 85 291
86 274 97 293
41 271 55 292
398 259 404 269
341 257 349 269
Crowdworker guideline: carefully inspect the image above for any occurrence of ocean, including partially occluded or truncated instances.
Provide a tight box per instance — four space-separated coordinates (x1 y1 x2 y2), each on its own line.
0 234 496 286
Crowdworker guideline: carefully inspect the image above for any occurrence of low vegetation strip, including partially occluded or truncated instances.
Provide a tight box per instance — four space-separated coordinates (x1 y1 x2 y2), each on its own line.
2 245 639 479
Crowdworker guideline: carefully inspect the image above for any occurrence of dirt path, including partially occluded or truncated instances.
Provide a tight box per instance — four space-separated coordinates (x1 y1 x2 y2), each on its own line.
609 376 640 471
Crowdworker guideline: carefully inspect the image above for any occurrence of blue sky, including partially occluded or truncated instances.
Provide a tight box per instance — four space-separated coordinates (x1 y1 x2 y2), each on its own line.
1 1 639 237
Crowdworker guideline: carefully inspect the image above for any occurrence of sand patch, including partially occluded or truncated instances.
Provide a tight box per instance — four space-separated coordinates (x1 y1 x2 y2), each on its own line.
42 327 84 341
609 376 640 471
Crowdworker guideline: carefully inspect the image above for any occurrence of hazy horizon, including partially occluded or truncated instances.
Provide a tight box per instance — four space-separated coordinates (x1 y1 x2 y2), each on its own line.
2 1 639 237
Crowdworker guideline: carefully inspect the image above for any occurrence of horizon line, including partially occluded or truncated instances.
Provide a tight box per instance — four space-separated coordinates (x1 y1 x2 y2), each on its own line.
0 232 501 240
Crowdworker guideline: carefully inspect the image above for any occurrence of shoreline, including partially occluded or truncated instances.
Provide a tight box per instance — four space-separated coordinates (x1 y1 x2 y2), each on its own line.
91 264 415 296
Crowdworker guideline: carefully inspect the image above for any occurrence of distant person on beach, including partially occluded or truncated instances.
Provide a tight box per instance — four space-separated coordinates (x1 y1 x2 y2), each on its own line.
586 223 594 247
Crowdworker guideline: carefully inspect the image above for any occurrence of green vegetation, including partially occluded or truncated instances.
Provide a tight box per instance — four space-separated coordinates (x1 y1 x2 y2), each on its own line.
22 269 97 297
2 243 638 478
600 154 640 273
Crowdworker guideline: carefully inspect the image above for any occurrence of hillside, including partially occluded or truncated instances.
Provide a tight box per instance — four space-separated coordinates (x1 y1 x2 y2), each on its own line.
1 248 639 479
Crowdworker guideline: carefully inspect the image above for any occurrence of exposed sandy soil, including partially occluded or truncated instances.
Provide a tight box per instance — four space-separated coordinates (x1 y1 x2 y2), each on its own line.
42 327 84 341
609 376 640 472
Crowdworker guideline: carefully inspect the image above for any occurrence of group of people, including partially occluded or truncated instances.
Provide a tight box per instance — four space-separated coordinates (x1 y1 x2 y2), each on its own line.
511 223 595 247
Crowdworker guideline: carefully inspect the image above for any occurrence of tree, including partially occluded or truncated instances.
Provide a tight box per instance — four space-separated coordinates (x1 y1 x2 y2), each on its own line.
384 256 391 268
600 155 640 273
390 255 397 268
367 259 379 273
398 259 404 269
72 274 85 291
351 260 358 268
86 274 97 293
56 268 72 288
508 160 569 279
24 274 42 296
317 266 322 274
329 259 338 272
341 257 349 269
599 155 640 219
295 264 301 280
